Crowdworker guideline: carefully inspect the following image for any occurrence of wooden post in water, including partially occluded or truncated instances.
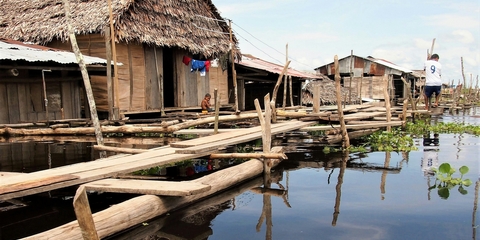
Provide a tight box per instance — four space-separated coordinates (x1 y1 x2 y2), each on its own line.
270 61 291 123
213 88 220 134
349 50 353 104
359 61 365 105
289 75 294 107
383 75 392 132
63 0 105 157
283 44 288 110
108 0 120 119
104 26 114 120
228 20 239 113
313 84 320 113
73 185 99 240
334 55 350 148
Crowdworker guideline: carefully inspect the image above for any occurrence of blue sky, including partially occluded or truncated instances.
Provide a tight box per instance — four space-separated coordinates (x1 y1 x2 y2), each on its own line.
213 0 479 85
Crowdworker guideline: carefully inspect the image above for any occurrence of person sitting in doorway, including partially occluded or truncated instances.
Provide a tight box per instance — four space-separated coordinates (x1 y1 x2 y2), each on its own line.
201 93 212 114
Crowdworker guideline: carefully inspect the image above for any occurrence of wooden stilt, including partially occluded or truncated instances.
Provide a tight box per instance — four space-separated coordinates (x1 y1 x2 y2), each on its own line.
334 55 350 148
63 0 105 158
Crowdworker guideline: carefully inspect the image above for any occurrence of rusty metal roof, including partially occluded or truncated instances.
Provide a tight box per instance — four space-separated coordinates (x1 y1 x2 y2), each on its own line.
366 56 412 73
0 38 109 65
238 54 326 80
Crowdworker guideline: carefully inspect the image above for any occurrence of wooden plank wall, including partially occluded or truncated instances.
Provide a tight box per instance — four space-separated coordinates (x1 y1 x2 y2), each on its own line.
143 46 163 110
349 76 393 100
0 82 80 124
116 43 146 111
0 84 9 123
209 66 229 106
51 35 148 112
176 50 201 107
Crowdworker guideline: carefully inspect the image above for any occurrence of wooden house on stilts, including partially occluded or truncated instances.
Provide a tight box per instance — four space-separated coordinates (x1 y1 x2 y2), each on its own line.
233 54 327 110
315 55 418 104
0 39 108 124
0 0 237 120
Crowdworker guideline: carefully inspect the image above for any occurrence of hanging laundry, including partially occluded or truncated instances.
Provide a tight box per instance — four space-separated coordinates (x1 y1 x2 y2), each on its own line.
190 59 211 76
182 56 192 66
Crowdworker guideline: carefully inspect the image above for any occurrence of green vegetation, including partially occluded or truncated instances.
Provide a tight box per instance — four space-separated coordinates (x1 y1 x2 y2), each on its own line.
405 120 480 136
363 128 417 152
429 163 473 199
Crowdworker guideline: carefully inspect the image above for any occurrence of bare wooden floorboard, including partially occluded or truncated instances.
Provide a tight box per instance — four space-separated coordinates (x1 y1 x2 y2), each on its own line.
170 121 295 148
0 147 173 187
175 121 315 154
300 121 404 131
0 152 207 200
83 179 211 196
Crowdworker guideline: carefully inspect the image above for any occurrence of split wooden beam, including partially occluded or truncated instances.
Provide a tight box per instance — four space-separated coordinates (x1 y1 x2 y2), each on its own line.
93 145 148 154
334 55 350 148
209 153 287 160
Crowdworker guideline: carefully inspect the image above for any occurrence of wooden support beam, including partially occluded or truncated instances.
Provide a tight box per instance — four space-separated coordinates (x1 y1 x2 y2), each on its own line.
209 153 287 160
93 145 148 154
83 179 211 196
73 185 99 240
334 55 350 148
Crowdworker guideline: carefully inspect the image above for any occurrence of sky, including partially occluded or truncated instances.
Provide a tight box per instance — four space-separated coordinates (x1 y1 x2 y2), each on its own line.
213 0 480 86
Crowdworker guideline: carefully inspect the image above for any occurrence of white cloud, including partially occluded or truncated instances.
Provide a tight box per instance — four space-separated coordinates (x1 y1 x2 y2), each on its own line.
424 14 480 29
450 30 475 44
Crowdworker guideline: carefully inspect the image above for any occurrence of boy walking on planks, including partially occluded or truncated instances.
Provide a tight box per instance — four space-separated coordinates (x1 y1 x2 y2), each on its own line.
423 53 442 110
201 93 212 114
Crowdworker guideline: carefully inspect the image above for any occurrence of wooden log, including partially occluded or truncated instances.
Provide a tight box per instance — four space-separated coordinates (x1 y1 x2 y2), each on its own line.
301 121 404 131
313 84 320 113
50 124 69 129
276 111 330 118
93 145 147 154
73 185 99 240
0 113 262 136
334 55 350 148
25 147 285 240
214 88 220 134
264 94 272 153
64 0 104 150
209 153 287 160
83 179 211 196
383 75 392 132
270 61 291 123
0 123 46 128
160 120 180 127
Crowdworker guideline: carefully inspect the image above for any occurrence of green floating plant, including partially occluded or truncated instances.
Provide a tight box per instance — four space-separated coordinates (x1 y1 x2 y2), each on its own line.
430 163 473 199
363 128 417 152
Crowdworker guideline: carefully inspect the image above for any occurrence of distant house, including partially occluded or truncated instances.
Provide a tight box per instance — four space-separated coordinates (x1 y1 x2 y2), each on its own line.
315 55 418 103
232 54 327 110
0 39 108 124
0 0 237 118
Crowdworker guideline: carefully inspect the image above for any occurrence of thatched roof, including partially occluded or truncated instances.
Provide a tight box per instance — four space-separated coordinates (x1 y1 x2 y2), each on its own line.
0 0 236 58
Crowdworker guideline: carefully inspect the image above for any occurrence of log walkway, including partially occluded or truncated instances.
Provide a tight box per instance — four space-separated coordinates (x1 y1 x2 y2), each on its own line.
0 120 314 201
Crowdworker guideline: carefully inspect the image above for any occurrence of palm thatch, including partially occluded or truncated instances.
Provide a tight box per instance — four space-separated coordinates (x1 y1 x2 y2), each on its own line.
302 79 360 105
0 0 235 58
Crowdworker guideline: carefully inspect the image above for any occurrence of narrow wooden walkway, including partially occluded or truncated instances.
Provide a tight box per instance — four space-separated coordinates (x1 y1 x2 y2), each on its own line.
0 120 314 201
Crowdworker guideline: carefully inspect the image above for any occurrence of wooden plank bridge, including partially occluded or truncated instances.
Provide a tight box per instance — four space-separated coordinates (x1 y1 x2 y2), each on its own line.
0 120 315 201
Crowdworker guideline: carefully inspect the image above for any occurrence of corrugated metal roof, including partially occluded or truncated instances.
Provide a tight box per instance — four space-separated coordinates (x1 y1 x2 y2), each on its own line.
0 38 109 65
238 55 326 79
366 56 413 73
